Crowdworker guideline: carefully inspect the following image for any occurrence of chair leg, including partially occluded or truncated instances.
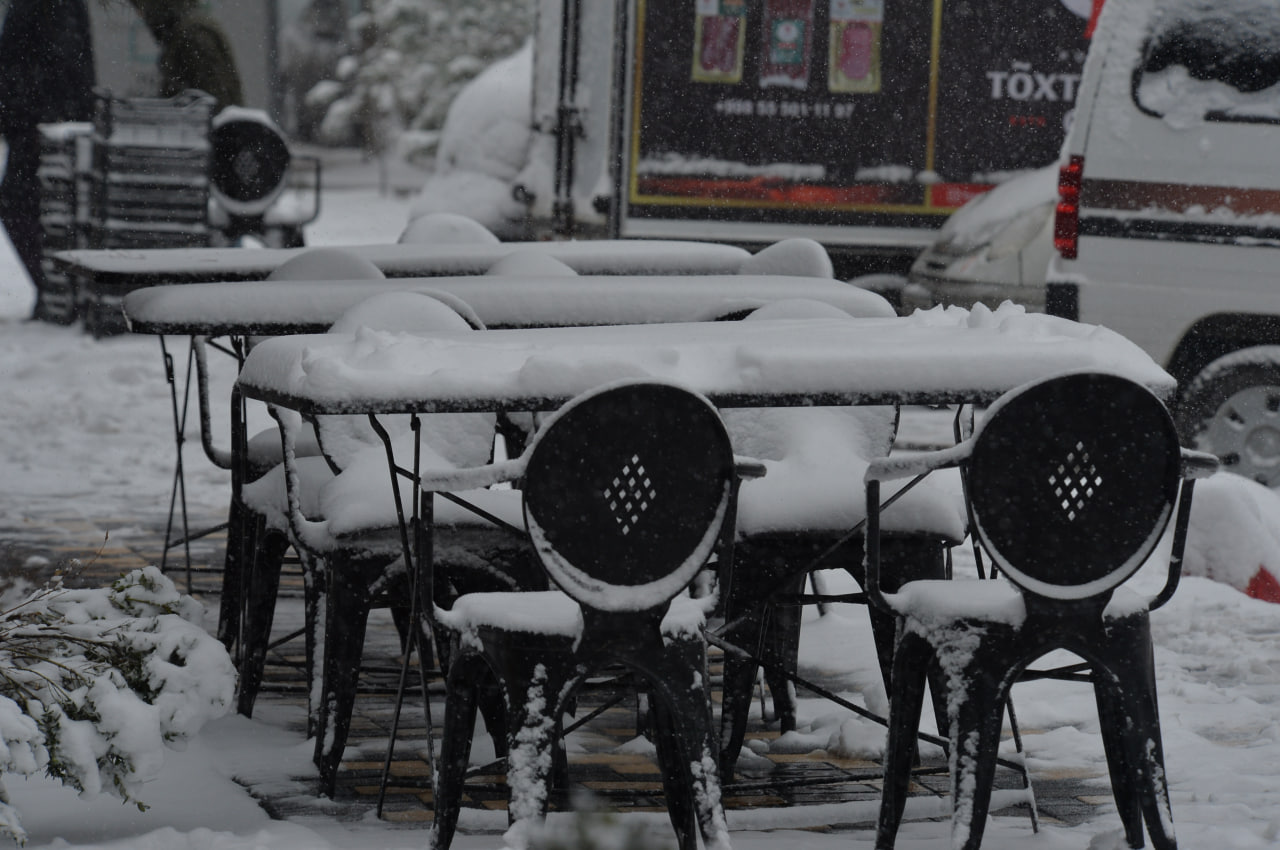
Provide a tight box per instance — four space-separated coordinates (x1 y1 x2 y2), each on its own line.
314 556 382 796
876 631 932 850
217 495 253 651
478 674 510 760
431 621 509 760
716 569 805 779
716 539 808 780
301 552 325 740
1123 682 1177 850
859 538 948 705
501 657 575 847
1099 618 1178 850
650 696 699 850
762 590 801 734
717 624 761 780
1095 679 1146 847
235 523 289 717
429 652 483 850
947 663 1010 850
643 640 731 850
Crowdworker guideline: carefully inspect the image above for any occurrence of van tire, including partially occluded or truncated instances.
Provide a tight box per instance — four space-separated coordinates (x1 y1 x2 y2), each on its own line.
1176 347 1280 487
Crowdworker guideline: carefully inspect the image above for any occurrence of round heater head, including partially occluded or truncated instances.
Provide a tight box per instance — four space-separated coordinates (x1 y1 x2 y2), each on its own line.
210 108 291 217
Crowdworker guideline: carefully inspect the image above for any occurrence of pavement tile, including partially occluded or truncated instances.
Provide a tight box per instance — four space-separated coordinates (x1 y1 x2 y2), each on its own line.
581 781 666 792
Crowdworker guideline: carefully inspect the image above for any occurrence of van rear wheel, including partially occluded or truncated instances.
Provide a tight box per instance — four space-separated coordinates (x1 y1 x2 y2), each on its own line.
1177 348 1280 487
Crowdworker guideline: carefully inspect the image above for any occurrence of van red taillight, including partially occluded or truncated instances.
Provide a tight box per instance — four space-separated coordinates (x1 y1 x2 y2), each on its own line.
1054 155 1084 260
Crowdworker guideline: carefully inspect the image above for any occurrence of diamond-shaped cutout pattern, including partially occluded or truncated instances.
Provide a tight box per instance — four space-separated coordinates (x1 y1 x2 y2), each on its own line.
1046 441 1102 522
233 150 261 183
602 454 658 535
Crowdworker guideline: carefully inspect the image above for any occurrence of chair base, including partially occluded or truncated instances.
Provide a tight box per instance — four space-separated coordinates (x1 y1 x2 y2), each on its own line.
717 532 948 780
877 598 1177 850
311 529 539 796
431 616 730 850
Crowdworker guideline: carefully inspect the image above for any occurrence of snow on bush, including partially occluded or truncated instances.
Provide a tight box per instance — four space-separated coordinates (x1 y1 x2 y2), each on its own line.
309 0 531 155
0 567 235 844
407 41 536 239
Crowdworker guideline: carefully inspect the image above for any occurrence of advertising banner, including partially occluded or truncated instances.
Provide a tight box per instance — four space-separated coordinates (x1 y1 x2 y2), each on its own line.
623 0 1093 236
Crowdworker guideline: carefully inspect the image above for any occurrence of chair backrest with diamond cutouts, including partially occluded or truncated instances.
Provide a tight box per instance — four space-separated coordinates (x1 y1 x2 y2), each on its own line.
966 371 1182 600
521 381 735 614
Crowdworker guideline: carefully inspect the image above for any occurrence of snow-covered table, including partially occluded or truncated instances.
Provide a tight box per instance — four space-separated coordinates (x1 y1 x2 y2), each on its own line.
122 274 895 335
55 239 753 287
131 271 892 644
234 304 1175 796
236 307 1175 414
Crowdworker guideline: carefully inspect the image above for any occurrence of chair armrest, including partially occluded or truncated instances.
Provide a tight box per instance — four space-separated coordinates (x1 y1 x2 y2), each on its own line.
417 458 527 493
1149 451 1216 610
1150 474 1204 612
865 441 973 483
1181 448 1220 479
193 336 233 470
268 404 333 554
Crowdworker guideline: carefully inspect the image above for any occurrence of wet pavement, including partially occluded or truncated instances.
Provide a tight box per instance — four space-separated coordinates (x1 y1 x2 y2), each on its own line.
0 504 1112 840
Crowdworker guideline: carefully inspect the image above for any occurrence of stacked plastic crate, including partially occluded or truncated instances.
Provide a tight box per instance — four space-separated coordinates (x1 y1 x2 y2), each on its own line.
36 122 94 324
83 91 216 334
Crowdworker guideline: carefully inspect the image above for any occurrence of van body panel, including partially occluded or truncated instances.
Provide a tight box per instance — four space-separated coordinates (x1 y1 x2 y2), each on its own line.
1045 0 1280 484
1051 0 1280 371
1073 236 1278 366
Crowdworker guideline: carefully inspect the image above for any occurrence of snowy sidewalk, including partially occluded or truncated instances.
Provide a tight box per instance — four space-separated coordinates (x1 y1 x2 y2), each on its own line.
2 327 1277 848
0 499 1110 840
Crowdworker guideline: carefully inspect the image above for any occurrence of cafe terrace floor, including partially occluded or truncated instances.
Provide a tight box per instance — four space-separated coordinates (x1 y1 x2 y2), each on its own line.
0 503 1108 838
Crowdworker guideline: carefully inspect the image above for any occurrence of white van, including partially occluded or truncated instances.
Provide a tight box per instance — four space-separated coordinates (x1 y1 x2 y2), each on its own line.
899 164 1057 313
1039 0 1280 486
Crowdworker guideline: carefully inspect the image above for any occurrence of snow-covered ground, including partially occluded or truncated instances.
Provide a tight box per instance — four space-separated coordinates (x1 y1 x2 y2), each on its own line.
1 183 1279 850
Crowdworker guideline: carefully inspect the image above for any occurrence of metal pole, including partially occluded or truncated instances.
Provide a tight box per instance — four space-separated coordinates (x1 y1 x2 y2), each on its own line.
552 0 583 236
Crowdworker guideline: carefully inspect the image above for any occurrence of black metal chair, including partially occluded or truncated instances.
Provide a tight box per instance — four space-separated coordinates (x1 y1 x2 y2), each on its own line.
231 285 478 721
713 300 968 780
426 380 736 850
260 408 532 796
237 291 532 796
865 371 1218 850
207 247 387 656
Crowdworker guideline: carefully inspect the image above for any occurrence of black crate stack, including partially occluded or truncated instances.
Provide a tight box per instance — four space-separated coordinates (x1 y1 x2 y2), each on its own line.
36 122 94 324
82 91 216 334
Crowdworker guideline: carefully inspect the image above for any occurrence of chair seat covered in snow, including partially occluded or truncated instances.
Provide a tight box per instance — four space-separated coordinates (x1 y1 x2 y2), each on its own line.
397 211 501 246
863 371 1218 850
714 301 969 779
427 381 736 850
